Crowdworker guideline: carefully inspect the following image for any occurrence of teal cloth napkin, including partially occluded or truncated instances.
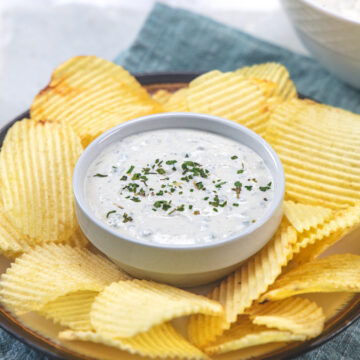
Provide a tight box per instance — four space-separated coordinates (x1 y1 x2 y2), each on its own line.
1 2 359 359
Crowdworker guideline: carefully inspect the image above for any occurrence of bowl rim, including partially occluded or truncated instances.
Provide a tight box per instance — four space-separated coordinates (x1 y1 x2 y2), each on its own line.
73 112 285 250
298 0 360 27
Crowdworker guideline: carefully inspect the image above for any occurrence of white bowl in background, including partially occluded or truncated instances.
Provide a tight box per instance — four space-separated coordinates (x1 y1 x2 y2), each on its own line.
281 0 360 89
73 113 285 287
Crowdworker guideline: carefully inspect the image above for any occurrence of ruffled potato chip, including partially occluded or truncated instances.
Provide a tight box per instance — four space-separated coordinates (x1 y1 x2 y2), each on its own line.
235 63 297 101
188 220 297 347
246 297 324 338
203 316 305 355
187 71 269 136
0 201 31 258
40 290 96 331
59 323 207 359
153 89 172 104
261 254 360 301
265 99 360 209
163 88 189 112
91 279 222 338
31 56 162 146
284 200 333 233
0 119 83 244
0 244 130 314
290 202 360 265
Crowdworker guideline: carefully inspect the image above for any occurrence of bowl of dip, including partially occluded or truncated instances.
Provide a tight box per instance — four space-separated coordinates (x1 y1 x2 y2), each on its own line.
73 113 285 287
281 0 360 89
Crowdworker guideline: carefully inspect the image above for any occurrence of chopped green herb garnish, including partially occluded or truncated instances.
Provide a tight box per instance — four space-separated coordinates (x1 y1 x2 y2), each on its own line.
215 181 227 189
204 197 209 201
106 210 116 218
259 182 272 192
231 155 238 160
213 208 218 212
153 201 164 208
169 204 185 215
245 185 253 191
94 173 108 177
195 181 204 190
142 167 156 175
120 175 127 181
189 205 193 209
138 188 146 197
185 154 189 158
126 165 135 174
166 160 177 165
123 183 139 193
237 163 245 174
122 213 133 223
209 195 226 208
156 190 164 196
130 197 141 202
264 198 268 201
132 173 141 180
190 189 194 192
153 200 172 211
156 168 166 175
232 203 239 207
232 181 242 198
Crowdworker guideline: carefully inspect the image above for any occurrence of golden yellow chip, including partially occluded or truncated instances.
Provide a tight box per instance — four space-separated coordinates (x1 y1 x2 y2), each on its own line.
163 88 189 112
204 316 305 355
246 297 324 338
0 203 86 258
152 90 172 105
236 63 297 101
284 200 333 233
0 201 31 258
265 99 360 209
91 279 222 338
64 227 89 248
261 254 360 301
188 220 297 347
0 119 83 244
187 71 269 136
292 202 360 258
40 290 96 331
31 56 162 146
0 243 130 314
59 322 207 359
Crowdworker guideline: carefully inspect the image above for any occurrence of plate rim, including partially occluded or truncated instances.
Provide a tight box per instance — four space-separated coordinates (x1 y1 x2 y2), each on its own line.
0 71 359 360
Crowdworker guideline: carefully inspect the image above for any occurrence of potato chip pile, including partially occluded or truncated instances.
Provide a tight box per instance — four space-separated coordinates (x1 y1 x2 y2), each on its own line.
0 56 359 359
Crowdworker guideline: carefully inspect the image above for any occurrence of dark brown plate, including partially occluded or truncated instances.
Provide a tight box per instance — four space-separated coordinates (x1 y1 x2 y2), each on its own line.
0 72 359 360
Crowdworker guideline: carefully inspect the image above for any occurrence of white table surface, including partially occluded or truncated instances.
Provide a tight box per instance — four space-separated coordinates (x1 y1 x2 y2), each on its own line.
0 0 308 128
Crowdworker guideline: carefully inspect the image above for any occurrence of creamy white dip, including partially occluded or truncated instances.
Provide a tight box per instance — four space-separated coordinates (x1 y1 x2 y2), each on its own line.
310 0 360 22
85 129 274 245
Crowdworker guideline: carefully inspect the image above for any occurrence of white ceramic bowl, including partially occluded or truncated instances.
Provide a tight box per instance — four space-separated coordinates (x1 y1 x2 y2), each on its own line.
73 113 285 287
281 0 360 89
